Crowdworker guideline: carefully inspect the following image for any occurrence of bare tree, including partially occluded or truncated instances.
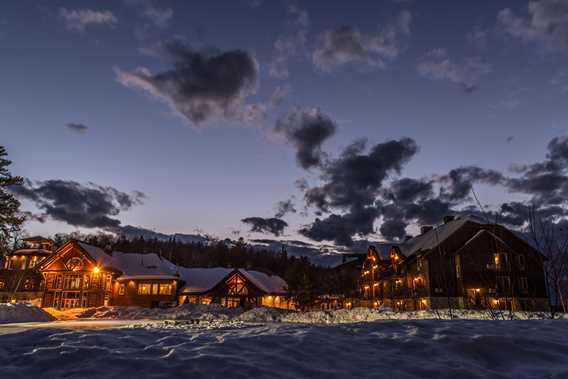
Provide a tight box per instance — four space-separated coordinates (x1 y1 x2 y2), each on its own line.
528 206 568 316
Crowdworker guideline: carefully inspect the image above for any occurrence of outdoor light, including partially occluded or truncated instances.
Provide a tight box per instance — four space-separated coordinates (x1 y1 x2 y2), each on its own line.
93 266 100 274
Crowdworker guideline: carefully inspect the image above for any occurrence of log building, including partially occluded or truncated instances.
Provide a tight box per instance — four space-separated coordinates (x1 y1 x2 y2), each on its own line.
0 237 54 303
1 239 293 310
358 215 549 311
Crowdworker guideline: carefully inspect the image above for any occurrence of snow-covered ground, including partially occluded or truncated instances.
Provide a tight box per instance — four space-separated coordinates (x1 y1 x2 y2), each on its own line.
67 304 568 323
0 304 55 325
2 305 568 378
1 318 568 378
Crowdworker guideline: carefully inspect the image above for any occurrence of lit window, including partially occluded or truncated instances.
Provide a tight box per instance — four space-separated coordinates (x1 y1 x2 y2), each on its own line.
159 284 172 295
226 274 248 295
138 283 151 295
151 283 159 295
118 283 126 295
0 280 5 290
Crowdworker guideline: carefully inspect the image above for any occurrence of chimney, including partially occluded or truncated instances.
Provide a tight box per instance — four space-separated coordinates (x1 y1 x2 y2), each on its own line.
420 225 433 235
443 215 455 224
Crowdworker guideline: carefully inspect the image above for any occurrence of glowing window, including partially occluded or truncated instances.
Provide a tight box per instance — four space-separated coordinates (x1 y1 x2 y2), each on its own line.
138 283 151 295
118 283 126 295
226 274 248 295
159 284 172 295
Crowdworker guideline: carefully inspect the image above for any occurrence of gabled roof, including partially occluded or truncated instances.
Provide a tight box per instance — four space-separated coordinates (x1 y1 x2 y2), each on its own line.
178 267 234 294
396 215 488 257
112 251 179 281
77 242 113 267
178 268 287 295
22 236 52 242
240 269 287 294
7 248 52 256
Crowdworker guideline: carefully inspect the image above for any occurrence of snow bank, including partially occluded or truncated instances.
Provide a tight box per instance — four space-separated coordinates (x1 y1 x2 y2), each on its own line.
0 303 55 324
74 304 568 324
77 303 241 321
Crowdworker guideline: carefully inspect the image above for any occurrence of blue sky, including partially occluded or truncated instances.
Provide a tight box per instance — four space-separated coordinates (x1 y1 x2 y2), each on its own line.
3 0 568 245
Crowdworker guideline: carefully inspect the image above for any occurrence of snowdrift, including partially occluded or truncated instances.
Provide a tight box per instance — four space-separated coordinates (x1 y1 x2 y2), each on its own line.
75 304 568 324
0 303 56 324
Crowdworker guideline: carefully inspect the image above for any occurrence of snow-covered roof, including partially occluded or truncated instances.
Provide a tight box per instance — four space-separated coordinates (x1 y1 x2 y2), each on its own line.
178 268 287 295
112 251 179 281
7 248 52 256
240 270 287 294
397 215 488 257
178 267 233 294
78 242 114 267
76 242 179 280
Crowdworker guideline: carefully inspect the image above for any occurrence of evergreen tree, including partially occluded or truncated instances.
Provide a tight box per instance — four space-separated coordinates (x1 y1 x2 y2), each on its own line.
0 146 24 256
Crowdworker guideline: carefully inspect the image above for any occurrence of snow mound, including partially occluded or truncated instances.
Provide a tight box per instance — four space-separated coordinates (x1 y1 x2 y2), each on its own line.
72 304 568 324
0 303 56 324
77 304 241 321
237 307 292 322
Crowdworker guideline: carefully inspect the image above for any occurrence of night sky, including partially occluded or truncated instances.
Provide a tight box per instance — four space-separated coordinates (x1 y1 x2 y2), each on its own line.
3 0 568 247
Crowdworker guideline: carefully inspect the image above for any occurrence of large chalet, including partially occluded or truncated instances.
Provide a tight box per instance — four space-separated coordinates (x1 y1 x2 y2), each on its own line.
0 239 293 310
358 215 549 311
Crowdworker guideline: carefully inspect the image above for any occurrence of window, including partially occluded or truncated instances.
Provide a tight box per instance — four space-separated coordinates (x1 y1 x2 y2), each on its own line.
518 255 526 271
152 283 159 295
226 274 248 295
63 275 82 289
159 284 172 295
118 283 126 295
23 279 34 290
520 277 529 293
138 283 151 295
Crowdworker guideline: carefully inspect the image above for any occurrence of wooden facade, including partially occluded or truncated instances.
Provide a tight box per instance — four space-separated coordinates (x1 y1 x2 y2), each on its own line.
358 216 549 311
1 239 292 311
39 241 117 309
0 237 53 303
179 269 295 310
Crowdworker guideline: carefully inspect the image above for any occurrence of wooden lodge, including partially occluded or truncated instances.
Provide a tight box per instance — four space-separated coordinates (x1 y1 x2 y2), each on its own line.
178 267 294 309
358 215 549 311
1 239 293 310
0 236 54 304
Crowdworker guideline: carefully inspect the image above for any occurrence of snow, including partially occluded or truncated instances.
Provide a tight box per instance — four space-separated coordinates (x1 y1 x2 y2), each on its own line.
1 317 568 378
239 270 288 294
78 242 114 267
2 304 568 378
111 251 179 281
398 215 485 256
0 304 55 324
177 268 287 295
177 267 233 293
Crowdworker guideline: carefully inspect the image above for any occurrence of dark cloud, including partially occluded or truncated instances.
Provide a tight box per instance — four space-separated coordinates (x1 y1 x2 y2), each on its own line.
65 122 88 134
116 40 258 125
241 217 288 236
275 107 336 169
384 177 433 202
275 199 296 218
379 218 407 241
504 136 568 206
438 166 505 201
499 0 568 51
417 48 492 92
305 138 419 210
10 179 144 229
299 206 379 246
312 11 411 72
